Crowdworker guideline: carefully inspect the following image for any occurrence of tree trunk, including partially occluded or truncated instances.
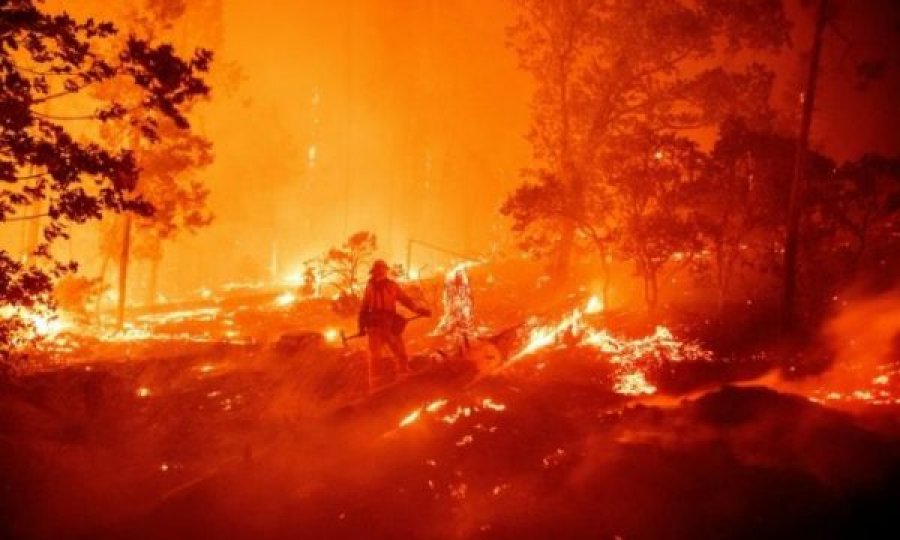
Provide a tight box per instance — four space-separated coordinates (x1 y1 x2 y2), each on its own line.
116 126 141 330
96 254 111 325
782 0 828 331
116 214 132 330
600 248 612 310
555 222 575 278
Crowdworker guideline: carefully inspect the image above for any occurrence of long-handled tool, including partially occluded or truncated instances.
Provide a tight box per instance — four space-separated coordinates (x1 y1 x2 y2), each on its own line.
340 329 365 347
340 313 429 347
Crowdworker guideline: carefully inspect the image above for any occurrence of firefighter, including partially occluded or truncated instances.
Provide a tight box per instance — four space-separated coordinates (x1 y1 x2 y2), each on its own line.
358 259 431 388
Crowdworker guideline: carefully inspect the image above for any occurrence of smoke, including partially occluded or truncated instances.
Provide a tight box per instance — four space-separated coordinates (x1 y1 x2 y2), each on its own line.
820 287 900 389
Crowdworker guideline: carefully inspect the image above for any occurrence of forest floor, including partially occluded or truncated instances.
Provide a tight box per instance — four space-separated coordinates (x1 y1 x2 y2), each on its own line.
1 261 898 539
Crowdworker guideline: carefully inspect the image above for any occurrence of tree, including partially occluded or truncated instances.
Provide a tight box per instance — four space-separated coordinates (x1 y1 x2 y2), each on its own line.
502 169 618 305
97 118 213 308
91 0 213 326
53 275 102 323
506 0 789 278
806 154 900 287
693 118 794 310
605 129 704 309
506 0 605 277
323 231 377 297
783 0 830 330
0 0 211 350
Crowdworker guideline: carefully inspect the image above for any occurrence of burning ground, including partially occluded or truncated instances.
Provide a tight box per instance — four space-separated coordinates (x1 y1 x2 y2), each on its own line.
1 264 899 539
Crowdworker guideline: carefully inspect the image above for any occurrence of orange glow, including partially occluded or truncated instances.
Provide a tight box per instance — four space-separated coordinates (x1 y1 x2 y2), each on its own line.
323 327 340 343
274 291 297 307
508 298 712 396
585 295 604 314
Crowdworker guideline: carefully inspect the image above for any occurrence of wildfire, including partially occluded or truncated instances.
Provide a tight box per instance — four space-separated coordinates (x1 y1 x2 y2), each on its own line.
1 305 71 336
614 372 657 396
399 408 423 428
585 295 604 314
432 261 479 342
323 327 340 343
508 298 712 396
136 307 221 325
398 396 506 429
274 291 297 307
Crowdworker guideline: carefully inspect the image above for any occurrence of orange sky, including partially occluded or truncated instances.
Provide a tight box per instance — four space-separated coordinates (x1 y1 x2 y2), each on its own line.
171 0 532 290
4 0 898 298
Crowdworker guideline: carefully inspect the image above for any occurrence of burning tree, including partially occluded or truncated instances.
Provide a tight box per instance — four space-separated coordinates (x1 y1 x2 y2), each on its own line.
91 0 213 325
505 0 605 277
502 170 618 305
605 129 704 309
323 231 377 297
52 275 103 324
505 0 789 278
432 263 477 350
97 119 213 309
0 0 211 350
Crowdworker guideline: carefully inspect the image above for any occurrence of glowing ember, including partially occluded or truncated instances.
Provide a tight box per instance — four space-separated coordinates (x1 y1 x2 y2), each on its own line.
425 398 449 413
456 434 474 447
136 307 221 325
399 408 422 428
614 372 657 395
481 398 506 411
136 387 152 398
399 397 507 429
323 327 340 343
508 298 711 396
510 308 585 361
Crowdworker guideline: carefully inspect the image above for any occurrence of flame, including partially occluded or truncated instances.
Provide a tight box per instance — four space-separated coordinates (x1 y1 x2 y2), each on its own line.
282 271 304 286
614 372 657 395
508 298 711 396
398 397 505 429
274 291 297 307
135 387 152 398
481 398 506 411
425 398 449 413
323 327 340 343
432 261 478 340
399 408 422 428
0 305 74 347
585 295 604 314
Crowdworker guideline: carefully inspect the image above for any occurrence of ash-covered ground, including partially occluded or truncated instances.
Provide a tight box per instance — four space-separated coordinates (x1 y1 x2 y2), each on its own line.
2 264 899 539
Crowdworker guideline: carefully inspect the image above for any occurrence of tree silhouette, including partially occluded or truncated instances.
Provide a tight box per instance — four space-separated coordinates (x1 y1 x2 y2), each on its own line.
506 0 788 278
0 0 211 349
324 231 378 297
